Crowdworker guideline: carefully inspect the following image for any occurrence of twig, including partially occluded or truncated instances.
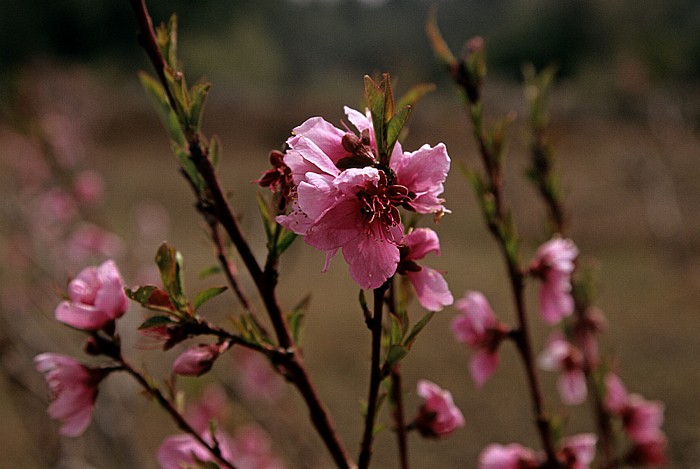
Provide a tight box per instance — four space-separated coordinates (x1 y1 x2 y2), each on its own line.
391 365 409 469
358 284 388 469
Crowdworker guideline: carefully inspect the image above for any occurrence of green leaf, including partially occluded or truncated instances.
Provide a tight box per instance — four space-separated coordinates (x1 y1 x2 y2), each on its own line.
156 15 179 70
385 344 408 371
404 311 435 349
364 75 386 157
170 142 204 192
396 83 436 111
388 312 404 346
138 72 185 146
256 191 273 243
208 135 221 168
125 285 158 304
426 7 457 68
385 105 411 155
287 294 310 344
138 315 175 330
193 286 228 311
199 265 222 279
188 82 211 132
155 243 188 312
275 229 296 256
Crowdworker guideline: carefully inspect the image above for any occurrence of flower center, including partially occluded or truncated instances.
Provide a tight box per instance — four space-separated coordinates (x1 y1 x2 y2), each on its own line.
356 172 414 228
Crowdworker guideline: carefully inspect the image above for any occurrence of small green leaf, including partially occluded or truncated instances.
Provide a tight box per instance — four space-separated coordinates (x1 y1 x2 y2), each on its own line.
126 285 158 304
208 135 221 168
193 286 228 311
364 75 386 157
385 105 411 155
256 191 273 243
199 265 222 279
404 311 435 349
188 82 211 132
287 294 310 344
275 229 296 256
426 7 457 68
170 142 204 192
155 243 188 311
385 344 408 369
138 315 175 330
138 72 185 146
396 83 436 111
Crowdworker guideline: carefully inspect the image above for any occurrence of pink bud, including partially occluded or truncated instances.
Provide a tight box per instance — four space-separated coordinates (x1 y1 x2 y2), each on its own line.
54 259 129 331
560 433 597 469
172 344 222 377
73 170 104 206
414 379 465 438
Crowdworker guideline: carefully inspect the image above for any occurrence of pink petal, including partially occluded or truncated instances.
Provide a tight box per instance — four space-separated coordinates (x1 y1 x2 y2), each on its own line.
603 373 629 413
452 292 497 346
470 349 499 387
342 233 400 289
558 370 588 405
392 143 450 213
407 267 453 311
55 301 112 330
403 228 441 260
291 115 347 163
305 198 362 251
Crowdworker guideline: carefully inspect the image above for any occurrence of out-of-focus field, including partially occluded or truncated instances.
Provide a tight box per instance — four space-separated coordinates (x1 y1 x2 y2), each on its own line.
2 66 700 468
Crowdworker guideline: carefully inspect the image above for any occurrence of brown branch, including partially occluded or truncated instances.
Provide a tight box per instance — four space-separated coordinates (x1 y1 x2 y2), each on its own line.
127 2 353 466
358 284 388 469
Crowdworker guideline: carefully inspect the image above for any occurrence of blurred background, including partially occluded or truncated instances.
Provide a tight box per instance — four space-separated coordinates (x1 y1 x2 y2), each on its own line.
1 0 700 467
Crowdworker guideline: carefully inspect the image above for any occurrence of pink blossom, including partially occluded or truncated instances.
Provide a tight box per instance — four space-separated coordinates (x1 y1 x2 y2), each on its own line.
626 433 667 467
559 433 597 469
623 394 665 444
34 353 101 437
228 425 285 469
451 292 508 387
276 107 450 289
232 347 285 402
603 372 629 414
172 343 224 377
538 333 587 405
530 237 578 324
397 228 453 311
157 430 235 469
54 259 129 331
72 169 104 206
478 443 539 469
185 384 231 433
158 425 284 469
413 379 465 438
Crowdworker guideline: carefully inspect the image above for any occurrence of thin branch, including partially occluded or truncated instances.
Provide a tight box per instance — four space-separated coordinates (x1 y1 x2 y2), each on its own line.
391 365 409 469
127 2 353 466
358 284 388 469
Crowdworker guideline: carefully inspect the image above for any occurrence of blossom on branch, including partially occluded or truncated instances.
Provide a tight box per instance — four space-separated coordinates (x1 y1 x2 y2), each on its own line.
172 343 225 377
538 333 587 405
559 433 597 469
54 259 129 331
451 291 509 387
530 237 578 324
478 442 539 469
397 228 453 311
34 353 102 437
413 379 465 438
276 107 450 289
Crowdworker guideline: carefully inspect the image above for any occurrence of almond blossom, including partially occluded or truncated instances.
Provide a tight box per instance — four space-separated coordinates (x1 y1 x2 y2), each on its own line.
413 379 465 438
276 107 450 289
54 259 129 331
34 353 102 437
478 442 539 469
451 291 509 387
559 433 597 469
538 333 587 405
397 228 453 311
530 237 578 324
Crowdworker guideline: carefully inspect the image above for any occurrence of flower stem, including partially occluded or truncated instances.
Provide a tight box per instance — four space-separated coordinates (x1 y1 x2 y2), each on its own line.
358 284 388 469
391 365 409 469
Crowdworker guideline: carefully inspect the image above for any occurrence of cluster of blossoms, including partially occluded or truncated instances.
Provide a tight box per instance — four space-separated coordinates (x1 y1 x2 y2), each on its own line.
34 259 284 468
605 373 667 466
479 433 597 469
273 106 453 310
